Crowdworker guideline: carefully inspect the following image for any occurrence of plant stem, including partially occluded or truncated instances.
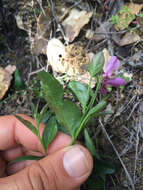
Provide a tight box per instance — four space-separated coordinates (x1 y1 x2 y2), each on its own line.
72 114 89 144
35 115 47 154
72 77 102 144
88 76 101 110
37 132 47 154
83 77 92 114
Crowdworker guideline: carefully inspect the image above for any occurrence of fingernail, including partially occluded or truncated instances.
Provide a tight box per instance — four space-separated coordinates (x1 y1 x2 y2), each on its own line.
63 146 89 178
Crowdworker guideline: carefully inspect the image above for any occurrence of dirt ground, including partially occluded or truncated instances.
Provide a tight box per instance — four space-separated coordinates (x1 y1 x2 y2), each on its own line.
0 0 143 189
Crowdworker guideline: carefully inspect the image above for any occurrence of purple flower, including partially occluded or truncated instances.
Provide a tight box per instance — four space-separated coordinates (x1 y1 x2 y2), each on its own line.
100 56 126 94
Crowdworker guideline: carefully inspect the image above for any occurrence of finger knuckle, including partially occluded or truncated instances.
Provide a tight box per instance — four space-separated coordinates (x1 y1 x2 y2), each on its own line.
27 161 58 190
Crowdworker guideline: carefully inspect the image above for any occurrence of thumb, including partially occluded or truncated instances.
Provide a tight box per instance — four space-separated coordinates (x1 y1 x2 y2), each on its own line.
0 145 93 190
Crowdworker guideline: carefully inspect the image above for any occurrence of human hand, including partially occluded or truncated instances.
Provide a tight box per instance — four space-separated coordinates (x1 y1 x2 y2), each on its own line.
0 115 93 190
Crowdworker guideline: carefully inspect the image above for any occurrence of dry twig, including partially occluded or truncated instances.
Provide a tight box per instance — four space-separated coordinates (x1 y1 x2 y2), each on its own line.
99 119 135 190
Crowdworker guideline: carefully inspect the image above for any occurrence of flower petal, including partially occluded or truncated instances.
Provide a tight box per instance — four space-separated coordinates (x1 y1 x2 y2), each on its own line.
105 56 120 76
105 77 126 87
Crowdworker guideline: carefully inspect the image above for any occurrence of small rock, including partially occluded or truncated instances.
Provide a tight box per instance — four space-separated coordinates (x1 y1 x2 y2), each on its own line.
85 29 94 39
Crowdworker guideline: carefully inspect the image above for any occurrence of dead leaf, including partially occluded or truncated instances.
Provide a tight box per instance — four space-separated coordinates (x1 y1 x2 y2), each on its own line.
37 6 69 39
118 31 141 46
0 65 16 100
5 65 16 74
15 15 25 31
32 8 52 55
128 50 143 68
37 8 52 39
32 38 48 55
104 104 114 123
126 2 143 15
62 9 93 42
32 4 69 55
94 22 112 42
114 2 143 30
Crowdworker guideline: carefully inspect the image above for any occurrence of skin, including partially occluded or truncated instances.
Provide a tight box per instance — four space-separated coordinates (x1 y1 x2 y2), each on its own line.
0 115 93 190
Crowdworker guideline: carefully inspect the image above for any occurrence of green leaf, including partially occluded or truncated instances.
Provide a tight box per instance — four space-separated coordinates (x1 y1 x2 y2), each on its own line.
89 52 104 78
32 103 39 121
94 158 115 177
32 103 49 128
87 100 107 117
38 104 49 125
14 69 25 90
86 158 114 190
41 111 52 124
15 115 38 136
11 155 44 163
86 177 105 190
81 101 107 128
40 104 49 116
42 117 58 150
84 129 100 159
56 99 82 136
57 122 69 135
34 8 41 16
38 71 64 112
68 81 88 109
73 100 107 141
38 72 82 137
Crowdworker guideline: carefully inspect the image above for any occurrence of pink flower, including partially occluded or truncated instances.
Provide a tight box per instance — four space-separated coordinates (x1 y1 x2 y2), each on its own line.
100 56 126 94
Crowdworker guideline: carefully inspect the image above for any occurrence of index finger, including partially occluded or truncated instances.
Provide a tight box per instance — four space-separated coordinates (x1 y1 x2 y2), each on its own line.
0 115 71 153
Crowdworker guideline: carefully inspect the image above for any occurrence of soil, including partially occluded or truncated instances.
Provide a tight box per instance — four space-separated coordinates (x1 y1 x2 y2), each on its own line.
0 0 143 189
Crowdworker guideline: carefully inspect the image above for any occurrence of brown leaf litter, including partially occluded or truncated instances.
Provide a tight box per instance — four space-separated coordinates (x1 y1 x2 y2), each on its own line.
0 65 16 100
114 2 143 30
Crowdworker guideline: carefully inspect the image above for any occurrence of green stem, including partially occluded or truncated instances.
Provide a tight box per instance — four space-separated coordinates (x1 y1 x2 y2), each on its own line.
35 117 47 154
70 136 75 145
72 114 90 144
37 133 47 154
88 76 101 110
83 77 92 114
72 77 100 144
